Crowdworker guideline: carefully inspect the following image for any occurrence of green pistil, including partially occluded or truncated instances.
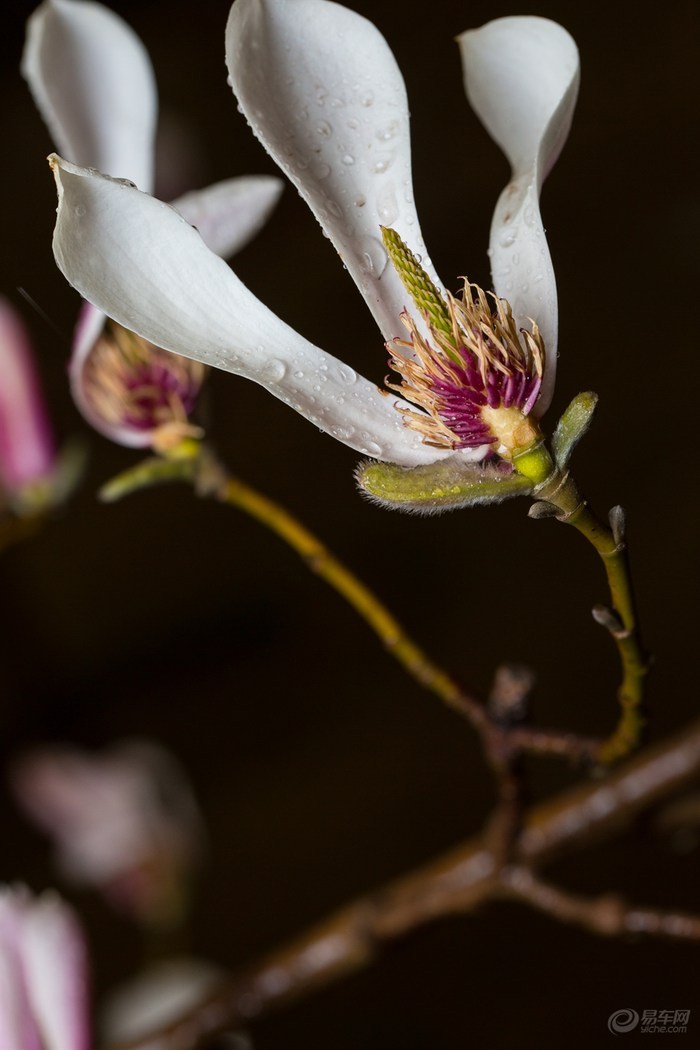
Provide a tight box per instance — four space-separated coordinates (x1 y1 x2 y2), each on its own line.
381 227 454 341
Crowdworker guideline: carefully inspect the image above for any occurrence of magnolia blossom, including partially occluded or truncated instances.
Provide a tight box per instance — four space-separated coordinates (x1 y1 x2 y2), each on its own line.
50 0 579 473
0 299 56 509
0 885 89 1050
25 0 283 448
12 741 204 926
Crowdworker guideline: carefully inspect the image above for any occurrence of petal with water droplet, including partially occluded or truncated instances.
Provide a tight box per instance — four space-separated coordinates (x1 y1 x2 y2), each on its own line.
51 157 455 467
226 0 443 343
459 17 579 413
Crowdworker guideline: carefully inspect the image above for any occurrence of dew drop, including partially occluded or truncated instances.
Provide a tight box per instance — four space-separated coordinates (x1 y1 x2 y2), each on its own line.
293 370 304 378
376 121 399 142
75 204 86 217
512 252 520 265
315 120 332 137
524 205 536 227
499 227 517 248
364 440 382 457
521 283 529 293
326 199 343 218
314 162 331 179
358 236 388 278
347 118 359 130
354 195 367 208
263 358 287 382
333 364 357 385
331 424 355 440
360 89 374 107
341 154 355 166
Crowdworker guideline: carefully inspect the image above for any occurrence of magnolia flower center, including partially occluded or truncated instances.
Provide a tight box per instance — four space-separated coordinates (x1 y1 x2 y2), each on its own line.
84 323 206 449
380 226 544 460
387 283 544 458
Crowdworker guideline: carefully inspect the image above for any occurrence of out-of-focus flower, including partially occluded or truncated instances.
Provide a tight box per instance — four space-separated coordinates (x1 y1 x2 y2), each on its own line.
25 0 283 450
49 1 578 496
12 740 204 927
0 298 57 513
0 885 89 1050
101 957 223 1046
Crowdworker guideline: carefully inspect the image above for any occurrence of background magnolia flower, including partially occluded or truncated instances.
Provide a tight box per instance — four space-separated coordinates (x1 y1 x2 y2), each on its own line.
50 0 578 471
25 0 283 448
0 298 56 510
0 885 89 1050
12 740 205 927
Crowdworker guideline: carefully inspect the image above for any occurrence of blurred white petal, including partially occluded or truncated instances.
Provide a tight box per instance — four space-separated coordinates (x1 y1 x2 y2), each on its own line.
173 175 283 259
23 0 157 192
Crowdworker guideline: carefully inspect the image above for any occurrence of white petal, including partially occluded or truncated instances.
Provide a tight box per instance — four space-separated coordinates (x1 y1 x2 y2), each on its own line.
51 157 449 467
226 0 443 343
459 17 579 413
23 0 157 192
21 893 90 1050
172 175 283 259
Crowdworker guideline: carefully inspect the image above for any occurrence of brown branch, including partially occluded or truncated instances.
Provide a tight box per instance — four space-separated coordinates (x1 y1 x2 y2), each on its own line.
113 719 700 1050
498 865 700 940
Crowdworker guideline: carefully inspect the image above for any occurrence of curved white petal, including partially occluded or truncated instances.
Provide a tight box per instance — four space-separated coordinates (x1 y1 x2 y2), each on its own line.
23 0 157 192
22 894 90 1050
172 175 283 260
459 17 579 413
0 299 56 492
51 157 450 467
226 0 443 344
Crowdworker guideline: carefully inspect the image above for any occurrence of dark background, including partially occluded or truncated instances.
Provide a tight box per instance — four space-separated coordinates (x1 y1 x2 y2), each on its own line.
1 0 700 1046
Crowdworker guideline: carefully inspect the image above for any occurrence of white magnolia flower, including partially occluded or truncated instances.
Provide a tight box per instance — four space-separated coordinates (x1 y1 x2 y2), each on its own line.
25 0 283 448
12 740 204 926
50 0 579 480
0 886 89 1050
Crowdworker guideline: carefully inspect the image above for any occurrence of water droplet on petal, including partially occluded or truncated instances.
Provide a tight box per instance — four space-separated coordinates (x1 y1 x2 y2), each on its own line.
376 121 399 142
75 204 86 217
358 237 388 278
512 252 520 265
293 370 304 378
316 120 332 137
363 440 382 457
360 90 374 107
331 424 355 440
314 162 331 179
354 195 366 208
524 205 536 227
342 154 355 166
499 227 518 248
326 199 343 218
333 364 357 385
263 359 287 382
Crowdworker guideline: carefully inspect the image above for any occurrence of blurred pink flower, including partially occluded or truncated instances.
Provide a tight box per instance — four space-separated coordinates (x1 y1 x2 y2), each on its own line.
0 298 56 509
0 885 89 1050
12 740 204 927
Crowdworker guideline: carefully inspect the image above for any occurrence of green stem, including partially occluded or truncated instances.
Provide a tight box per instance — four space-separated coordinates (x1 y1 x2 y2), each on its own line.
537 470 649 764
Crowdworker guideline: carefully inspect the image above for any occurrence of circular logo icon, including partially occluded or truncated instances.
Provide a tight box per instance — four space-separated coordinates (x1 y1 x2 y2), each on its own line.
608 1008 640 1034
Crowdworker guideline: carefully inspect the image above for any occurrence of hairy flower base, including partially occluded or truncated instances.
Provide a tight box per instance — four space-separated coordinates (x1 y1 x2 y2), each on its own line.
387 282 544 458
84 323 206 450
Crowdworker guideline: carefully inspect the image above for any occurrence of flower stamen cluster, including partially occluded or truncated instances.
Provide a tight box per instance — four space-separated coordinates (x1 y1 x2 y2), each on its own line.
383 229 545 459
83 323 206 451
